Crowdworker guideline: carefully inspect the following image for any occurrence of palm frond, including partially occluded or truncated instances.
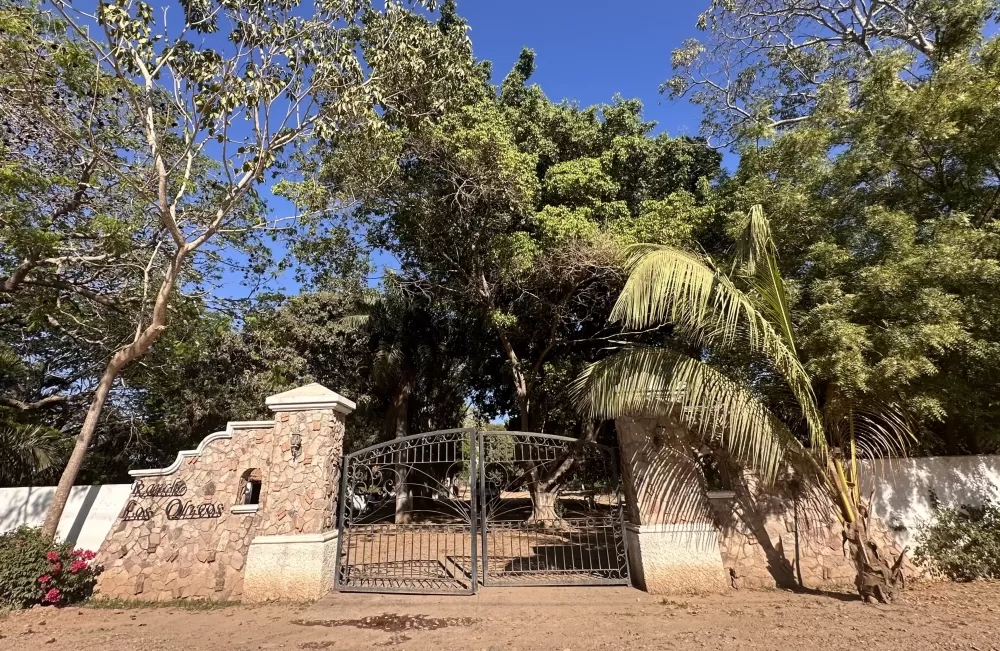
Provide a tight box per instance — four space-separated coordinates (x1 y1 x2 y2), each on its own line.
571 347 803 483
338 313 372 330
0 423 66 485
823 387 914 462
610 242 826 454
611 245 719 334
735 205 798 358
372 344 405 387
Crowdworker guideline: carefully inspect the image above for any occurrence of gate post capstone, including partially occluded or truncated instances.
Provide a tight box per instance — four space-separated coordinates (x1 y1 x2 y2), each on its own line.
242 383 355 602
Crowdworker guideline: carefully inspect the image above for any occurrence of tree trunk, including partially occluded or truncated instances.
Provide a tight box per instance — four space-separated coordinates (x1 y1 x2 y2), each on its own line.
526 482 561 527
847 510 908 604
391 376 414 525
40 357 122 540
826 452 908 603
40 249 187 541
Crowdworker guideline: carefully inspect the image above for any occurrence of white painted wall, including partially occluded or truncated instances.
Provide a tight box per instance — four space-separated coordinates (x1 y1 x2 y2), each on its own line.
861 456 1000 549
0 484 132 552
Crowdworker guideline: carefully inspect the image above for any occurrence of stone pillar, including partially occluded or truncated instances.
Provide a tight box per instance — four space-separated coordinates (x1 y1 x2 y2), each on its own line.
242 383 355 602
616 416 729 594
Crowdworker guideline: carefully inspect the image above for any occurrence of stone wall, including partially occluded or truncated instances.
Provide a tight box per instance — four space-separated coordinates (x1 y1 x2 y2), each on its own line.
257 409 344 536
92 383 356 602
616 416 915 594
709 472 911 590
94 421 273 601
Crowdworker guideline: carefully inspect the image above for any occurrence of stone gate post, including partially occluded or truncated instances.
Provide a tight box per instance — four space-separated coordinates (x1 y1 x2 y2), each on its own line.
616 416 729 594
242 383 355 602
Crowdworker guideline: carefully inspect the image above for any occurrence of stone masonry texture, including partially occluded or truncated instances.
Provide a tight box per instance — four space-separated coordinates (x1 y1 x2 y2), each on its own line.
93 425 273 601
258 409 345 536
93 403 347 601
616 416 916 594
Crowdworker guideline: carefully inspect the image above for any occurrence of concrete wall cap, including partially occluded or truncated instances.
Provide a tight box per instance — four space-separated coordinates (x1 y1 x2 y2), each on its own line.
265 383 356 414
248 530 339 545
129 420 274 478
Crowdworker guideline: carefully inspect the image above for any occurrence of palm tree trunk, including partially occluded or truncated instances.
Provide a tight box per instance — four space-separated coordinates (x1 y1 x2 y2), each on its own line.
392 377 414 525
829 456 907 602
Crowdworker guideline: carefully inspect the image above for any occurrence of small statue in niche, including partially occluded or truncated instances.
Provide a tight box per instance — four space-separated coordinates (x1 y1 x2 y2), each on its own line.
291 432 302 460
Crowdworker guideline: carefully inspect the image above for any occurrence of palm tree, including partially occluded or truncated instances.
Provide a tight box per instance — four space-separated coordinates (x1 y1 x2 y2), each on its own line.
341 283 472 523
0 346 69 487
0 423 66 487
572 205 910 603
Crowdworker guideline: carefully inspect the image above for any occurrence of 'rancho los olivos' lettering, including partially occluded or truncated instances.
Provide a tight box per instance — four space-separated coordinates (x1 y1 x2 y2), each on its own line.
121 500 154 521
131 479 187 498
165 499 225 520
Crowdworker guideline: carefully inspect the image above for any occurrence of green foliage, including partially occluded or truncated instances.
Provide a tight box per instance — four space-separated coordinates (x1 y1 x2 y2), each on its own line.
914 496 1000 581
677 0 1000 455
1 0 477 495
307 26 722 432
0 424 67 486
0 526 99 609
573 204 910 518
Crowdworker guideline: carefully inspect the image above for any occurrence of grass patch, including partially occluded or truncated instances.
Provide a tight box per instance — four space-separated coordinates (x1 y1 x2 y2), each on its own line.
85 597 243 611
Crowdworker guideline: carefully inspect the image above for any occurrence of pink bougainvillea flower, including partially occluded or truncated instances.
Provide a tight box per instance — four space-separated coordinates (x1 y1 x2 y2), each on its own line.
52 561 62 573
46 551 60 562
38 575 51 584
43 588 61 604
70 559 88 574
83 550 96 560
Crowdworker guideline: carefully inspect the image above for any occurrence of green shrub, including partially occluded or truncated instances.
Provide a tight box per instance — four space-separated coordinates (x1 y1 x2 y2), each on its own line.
913 494 1000 581
0 526 101 608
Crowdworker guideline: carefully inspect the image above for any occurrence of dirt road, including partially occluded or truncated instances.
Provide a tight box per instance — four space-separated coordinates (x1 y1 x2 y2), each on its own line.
2 581 998 650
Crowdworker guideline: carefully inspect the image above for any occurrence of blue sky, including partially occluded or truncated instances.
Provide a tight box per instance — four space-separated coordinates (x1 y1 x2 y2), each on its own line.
255 1 714 297
458 1 707 138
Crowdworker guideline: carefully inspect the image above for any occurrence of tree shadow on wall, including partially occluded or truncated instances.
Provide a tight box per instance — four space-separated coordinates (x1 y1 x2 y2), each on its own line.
715 463 874 601
619 423 723 529
722 479 799 590
619 418 876 599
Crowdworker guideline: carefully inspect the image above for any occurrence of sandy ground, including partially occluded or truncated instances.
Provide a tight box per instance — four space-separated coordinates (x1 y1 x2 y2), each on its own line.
2 581 999 651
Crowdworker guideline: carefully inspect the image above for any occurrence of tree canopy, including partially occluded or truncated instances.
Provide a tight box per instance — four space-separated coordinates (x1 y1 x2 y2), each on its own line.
304 17 723 435
673 0 1000 454
4 0 1000 499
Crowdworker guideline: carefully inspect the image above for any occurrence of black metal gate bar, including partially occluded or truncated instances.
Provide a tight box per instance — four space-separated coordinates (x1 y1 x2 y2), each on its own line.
335 428 478 595
478 431 630 587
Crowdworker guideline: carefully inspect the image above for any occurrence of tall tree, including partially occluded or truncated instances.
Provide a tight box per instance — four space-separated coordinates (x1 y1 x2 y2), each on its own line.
0 0 470 539
669 0 1000 454
308 36 722 433
300 15 722 519
667 0 998 146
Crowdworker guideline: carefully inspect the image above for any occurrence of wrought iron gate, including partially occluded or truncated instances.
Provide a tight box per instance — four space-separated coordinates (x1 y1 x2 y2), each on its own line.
335 429 478 594
335 429 628 594
478 432 629 586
